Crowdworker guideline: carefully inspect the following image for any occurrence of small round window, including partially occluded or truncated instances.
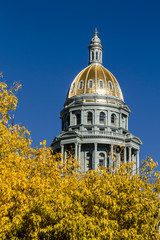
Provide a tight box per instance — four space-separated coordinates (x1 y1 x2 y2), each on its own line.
78 80 83 90
99 80 104 89
88 79 93 89
108 81 113 91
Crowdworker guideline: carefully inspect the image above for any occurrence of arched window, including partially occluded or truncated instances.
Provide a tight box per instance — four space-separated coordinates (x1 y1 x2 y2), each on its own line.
86 152 92 170
87 112 93 124
99 112 105 125
99 80 104 89
99 153 105 167
71 83 75 93
78 80 83 90
96 51 98 60
62 118 64 131
66 115 70 127
63 115 66 129
92 51 94 61
111 114 116 126
108 81 113 91
76 113 81 125
88 79 93 89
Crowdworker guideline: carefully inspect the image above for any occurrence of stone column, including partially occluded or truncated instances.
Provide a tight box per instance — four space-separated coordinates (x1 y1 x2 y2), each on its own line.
64 146 67 160
94 109 97 125
61 144 64 163
129 147 132 163
126 117 128 130
132 153 136 174
75 143 78 161
94 143 97 170
107 111 110 126
109 144 113 168
136 150 140 174
69 111 73 126
124 147 126 163
119 113 121 128
117 153 120 167
78 143 81 163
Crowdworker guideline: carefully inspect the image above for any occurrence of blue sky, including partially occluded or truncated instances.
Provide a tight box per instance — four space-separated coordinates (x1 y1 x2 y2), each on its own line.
0 0 160 168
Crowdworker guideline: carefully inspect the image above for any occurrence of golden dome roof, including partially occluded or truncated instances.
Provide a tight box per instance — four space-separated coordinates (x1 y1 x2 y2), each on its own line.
67 64 124 100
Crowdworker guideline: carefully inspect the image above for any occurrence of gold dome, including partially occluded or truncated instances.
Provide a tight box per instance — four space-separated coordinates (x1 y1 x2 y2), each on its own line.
67 64 124 100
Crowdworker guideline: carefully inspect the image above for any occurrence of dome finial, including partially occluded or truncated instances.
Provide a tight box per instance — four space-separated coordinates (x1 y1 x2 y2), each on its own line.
94 28 98 36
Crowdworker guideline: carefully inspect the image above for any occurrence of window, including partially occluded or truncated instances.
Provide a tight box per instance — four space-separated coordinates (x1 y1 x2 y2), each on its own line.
76 113 81 125
99 153 105 167
63 115 66 129
86 152 92 170
96 51 98 60
62 118 64 130
92 51 94 61
78 80 83 90
122 114 127 129
111 114 116 126
99 80 104 89
99 112 105 124
88 79 93 89
66 115 70 127
87 112 93 124
108 81 113 91
87 128 92 134
99 128 105 134
71 83 75 93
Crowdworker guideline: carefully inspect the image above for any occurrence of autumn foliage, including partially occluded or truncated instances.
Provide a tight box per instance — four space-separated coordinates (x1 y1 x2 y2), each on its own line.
0 80 160 239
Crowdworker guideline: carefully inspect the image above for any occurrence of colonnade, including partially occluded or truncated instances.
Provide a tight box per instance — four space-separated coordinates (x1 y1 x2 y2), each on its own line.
60 143 140 174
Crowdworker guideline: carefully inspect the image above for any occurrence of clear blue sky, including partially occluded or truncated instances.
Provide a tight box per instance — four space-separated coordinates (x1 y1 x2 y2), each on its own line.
0 0 160 168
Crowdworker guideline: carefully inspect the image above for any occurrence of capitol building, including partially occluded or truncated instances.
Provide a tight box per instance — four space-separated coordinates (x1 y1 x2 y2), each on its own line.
51 29 142 172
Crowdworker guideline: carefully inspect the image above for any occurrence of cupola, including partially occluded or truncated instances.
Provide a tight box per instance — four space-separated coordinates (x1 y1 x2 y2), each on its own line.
88 28 103 65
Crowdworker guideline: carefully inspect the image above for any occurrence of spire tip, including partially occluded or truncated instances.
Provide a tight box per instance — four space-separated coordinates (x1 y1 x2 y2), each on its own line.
94 28 98 36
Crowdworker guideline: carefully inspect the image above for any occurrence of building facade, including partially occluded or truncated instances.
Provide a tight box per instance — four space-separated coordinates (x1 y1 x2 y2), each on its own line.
51 29 142 172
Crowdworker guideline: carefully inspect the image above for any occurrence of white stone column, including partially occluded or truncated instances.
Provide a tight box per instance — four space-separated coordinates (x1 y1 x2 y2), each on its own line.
107 111 110 126
129 147 132 163
94 143 97 170
109 144 113 168
126 117 128 130
117 153 120 166
61 144 64 163
119 113 121 128
75 143 78 161
78 143 81 163
94 109 97 125
132 153 136 174
136 150 140 174
124 147 126 163
64 146 67 160
69 111 72 126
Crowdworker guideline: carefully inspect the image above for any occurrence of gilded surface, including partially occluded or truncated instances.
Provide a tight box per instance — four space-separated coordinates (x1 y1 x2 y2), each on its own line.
76 67 89 96
96 65 106 94
85 65 95 94
67 64 124 100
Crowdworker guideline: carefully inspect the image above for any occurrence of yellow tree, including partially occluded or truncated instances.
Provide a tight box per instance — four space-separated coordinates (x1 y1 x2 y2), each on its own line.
0 80 159 240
